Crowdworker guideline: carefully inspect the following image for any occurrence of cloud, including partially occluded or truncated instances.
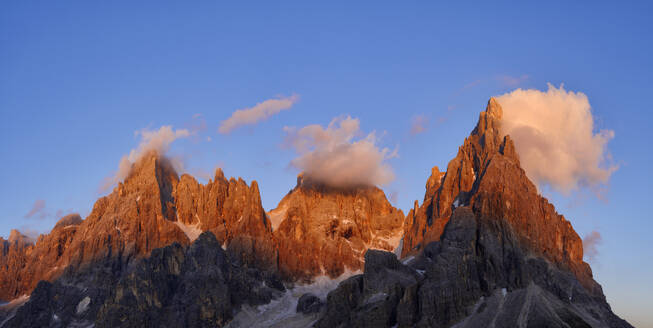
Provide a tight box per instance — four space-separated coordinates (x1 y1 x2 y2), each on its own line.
24 199 46 219
582 230 602 262
100 126 190 192
219 94 299 134
55 208 74 219
410 115 429 135
187 113 207 136
497 74 529 87
12 227 40 244
285 116 397 188
496 84 617 194
388 191 399 204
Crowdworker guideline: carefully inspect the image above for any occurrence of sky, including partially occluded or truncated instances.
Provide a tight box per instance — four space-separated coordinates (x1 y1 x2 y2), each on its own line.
1 1 651 326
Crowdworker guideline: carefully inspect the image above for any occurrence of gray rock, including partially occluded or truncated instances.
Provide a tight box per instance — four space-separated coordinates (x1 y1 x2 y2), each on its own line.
296 293 322 314
314 207 632 328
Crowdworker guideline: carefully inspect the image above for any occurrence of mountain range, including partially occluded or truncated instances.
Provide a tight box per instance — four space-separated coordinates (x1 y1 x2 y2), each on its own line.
0 99 631 327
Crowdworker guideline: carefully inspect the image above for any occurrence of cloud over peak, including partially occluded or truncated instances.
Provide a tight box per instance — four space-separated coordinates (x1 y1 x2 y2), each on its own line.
219 94 299 134
583 230 602 262
24 199 46 219
100 126 190 192
285 116 397 188
410 115 428 135
497 84 617 195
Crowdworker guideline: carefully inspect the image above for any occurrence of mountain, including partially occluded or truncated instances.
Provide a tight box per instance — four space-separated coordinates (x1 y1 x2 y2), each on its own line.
401 98 598 296
0 151 276 303
271 174 404 281
315 99 630 327
0 99 631 327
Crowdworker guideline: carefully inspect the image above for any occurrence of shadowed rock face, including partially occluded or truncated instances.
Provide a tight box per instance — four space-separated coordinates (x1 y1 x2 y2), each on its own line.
1 232 284 328
316 208 632 328
270 175 404 281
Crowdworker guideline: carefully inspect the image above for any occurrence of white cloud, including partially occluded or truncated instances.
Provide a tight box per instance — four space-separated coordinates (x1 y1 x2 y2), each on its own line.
582 230 602 262
24 199 46 219
100 126 190 192
410 115 428 135
285 116 397 188
496 74 529 87
496 84 617 194
219 94 299 134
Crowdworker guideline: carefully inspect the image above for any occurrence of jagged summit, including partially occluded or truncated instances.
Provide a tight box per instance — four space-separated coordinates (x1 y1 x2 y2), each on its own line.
0 155 275 302
270 172 404 281
402 98 598 296
314 99 629 328
7 229 32 245
53 213 83 230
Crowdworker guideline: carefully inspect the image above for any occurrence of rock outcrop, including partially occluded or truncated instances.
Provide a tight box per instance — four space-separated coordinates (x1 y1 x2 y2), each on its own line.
0 231 34 302
271 175 404 281
173 170 277 271
2 232 284 328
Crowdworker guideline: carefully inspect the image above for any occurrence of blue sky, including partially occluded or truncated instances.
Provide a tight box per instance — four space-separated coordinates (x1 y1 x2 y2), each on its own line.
1 1 651 326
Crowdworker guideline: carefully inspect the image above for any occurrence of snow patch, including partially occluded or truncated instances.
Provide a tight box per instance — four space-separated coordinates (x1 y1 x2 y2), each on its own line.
227 269 361 328
76 296 91 314
402 256 415 265
393 237 404 259
365 292 387 305
268 205 288 231
0 295 29 309
174 221 202 242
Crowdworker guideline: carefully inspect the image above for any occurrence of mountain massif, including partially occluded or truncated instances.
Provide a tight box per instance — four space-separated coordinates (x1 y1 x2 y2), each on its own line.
0 99 631 327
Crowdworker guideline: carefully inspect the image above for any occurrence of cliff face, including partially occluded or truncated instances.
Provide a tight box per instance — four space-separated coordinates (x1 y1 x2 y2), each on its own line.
173 170 277 270
271 175 404 281
401 98 598 296
0 152 276 301
0 231 34 300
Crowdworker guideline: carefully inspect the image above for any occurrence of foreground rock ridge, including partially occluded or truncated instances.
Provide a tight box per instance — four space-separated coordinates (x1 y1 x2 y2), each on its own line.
0 99 631 327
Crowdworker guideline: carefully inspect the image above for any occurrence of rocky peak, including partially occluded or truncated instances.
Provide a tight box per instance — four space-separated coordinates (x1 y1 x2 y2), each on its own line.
8 229 33 246
424 166 443 202
402 98 598 296
271 174 404 281
53 213 83 230
173 170 276 271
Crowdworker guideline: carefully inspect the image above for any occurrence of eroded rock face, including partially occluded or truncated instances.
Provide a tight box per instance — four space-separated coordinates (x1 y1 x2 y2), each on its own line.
95 232 283 328
2 232 284 328
271 175 404 281
0 152 276 301
173 170 277 271
401 98 598 296
0 231 34 302
316 208 631 328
